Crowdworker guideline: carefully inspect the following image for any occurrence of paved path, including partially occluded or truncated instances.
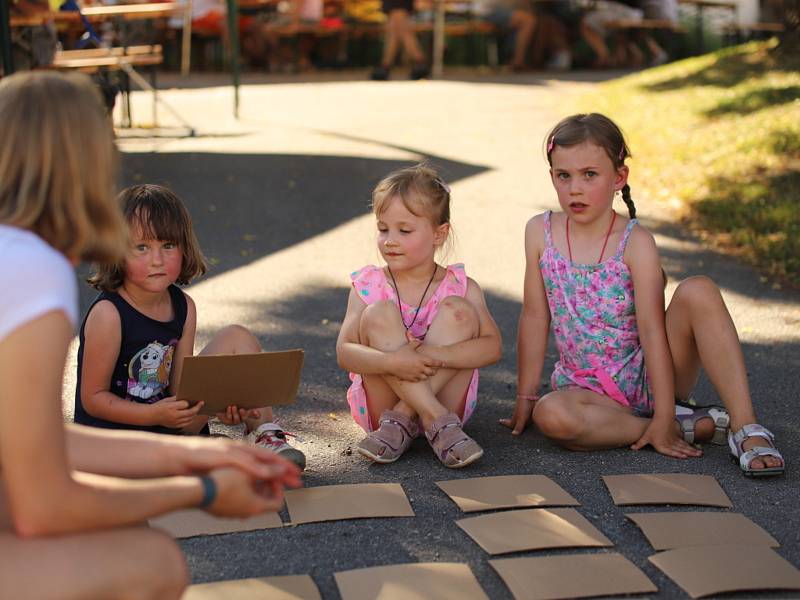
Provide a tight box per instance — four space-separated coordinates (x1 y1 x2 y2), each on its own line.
64 71 799 599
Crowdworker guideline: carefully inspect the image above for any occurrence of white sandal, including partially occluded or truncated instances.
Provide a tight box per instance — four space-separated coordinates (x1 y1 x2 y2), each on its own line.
728 424 785 477
674 402 729 445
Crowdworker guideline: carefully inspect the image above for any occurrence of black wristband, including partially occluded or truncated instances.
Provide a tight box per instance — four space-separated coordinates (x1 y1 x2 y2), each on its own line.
198 475 216 509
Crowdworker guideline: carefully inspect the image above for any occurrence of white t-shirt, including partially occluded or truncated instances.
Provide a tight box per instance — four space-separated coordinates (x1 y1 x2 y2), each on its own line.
0 224 78 343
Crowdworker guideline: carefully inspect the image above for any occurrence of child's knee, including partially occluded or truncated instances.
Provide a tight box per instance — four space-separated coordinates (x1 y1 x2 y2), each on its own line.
533 395 580 441
434 296 478 330
359 300 398 333
216 324 259 351
673 275 722 309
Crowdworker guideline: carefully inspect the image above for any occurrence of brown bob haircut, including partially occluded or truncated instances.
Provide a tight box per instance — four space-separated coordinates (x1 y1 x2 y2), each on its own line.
0 71 126 263
88 184 207 291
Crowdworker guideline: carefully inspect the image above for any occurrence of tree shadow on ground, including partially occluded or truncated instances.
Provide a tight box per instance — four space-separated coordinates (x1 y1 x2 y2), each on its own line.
76 150 490 313
657 168 800 287
704 85 800 118
639 44 797 93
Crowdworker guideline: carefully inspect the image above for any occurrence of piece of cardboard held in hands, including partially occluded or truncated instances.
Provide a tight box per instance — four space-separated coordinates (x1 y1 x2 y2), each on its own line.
176 350 304 416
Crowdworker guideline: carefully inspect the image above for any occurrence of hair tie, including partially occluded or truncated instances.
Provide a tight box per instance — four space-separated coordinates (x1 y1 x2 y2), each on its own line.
546 137 555 154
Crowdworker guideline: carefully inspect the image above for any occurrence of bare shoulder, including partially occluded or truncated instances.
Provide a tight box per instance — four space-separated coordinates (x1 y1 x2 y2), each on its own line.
464 276 488 305
524 212 549 256
626 222 658 253
84 298 121 330
524 212 548 237
624 223 661 270
181 290 197 313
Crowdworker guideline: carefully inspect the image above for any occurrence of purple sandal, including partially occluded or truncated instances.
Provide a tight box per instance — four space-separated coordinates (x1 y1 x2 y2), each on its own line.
357 410 419 464
425 413 483 469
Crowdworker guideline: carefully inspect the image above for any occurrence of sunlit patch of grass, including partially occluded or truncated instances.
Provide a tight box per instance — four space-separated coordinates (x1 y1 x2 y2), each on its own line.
576 39 800 286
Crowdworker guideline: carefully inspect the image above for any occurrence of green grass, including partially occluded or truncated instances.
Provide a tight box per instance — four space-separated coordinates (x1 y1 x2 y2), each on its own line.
576 39 800 287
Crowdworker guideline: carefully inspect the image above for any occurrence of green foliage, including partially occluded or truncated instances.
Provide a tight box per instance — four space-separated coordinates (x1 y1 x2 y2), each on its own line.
577 39 800 286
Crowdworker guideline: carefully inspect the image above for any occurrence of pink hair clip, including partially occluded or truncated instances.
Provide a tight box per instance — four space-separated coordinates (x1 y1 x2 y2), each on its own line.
618 146 626 160
547 137 555 154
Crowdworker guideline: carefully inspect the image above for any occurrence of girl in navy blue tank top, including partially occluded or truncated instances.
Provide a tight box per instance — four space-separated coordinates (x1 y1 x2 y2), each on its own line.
76 184 306 469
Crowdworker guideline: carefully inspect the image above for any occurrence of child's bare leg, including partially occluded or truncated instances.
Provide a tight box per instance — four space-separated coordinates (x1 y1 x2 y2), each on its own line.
666 276 781 469
360 296 478 427
197 324 275 432
358 300 445 428
0 527 188 600
420 296 479 417
533 389 650 450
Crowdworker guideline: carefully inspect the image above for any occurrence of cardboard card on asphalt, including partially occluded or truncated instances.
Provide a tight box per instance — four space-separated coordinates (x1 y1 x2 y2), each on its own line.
627 511 779 550
649 545 800 598
602 474 733 507
335 562 488 600
489 552 657 600
176 350 304 416
435 475 579 512
181 575 321 600
149 509 282 538
456 508 612 555
285 483 414 525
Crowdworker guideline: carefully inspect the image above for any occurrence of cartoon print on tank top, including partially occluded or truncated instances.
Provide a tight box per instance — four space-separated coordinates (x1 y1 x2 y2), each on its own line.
126 340 177 401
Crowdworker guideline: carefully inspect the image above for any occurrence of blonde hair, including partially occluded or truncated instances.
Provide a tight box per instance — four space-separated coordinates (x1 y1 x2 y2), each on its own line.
371 163 451 227
0 71 125 263
89 184 207 291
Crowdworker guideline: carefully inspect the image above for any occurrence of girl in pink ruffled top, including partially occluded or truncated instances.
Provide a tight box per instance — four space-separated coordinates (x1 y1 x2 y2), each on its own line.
503 113 784 477
336 164 502 468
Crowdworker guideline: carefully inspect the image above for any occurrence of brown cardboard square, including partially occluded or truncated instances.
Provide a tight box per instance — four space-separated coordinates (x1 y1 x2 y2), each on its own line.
181 575 320 600
435 475 579 512
456 508 612 555
285 483 414 525
335 562 488 600
627 511 779 550
149 509 282 538
649 545 800 598
602 474 732 507
489 553 657 600
176 350 304 416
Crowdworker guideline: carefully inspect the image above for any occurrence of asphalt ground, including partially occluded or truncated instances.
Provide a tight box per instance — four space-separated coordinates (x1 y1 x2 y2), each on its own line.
62 69 800 599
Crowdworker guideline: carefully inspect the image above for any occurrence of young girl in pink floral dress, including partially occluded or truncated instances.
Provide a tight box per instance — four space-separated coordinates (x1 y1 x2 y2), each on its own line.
336 164 502 468
503 113 784 477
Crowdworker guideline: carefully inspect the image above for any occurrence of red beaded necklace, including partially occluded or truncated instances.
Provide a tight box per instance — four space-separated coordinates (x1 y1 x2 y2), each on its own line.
566 211 617 264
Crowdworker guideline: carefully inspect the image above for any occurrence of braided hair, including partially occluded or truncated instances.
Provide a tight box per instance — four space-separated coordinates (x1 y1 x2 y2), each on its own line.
545 113 636 219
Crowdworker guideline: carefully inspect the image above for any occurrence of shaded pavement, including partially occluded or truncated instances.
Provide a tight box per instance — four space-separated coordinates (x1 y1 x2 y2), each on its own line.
63 70 800 599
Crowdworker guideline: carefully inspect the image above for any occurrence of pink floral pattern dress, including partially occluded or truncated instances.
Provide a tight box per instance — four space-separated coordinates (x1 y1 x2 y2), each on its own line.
539 211 653 416
346 263 480 432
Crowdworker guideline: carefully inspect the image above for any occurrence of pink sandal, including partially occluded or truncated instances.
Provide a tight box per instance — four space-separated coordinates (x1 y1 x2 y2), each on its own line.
357 410 418 464
425 413 483 469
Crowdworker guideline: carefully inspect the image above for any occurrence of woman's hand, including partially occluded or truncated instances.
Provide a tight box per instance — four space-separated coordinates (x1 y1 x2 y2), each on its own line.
204 466 287 517
387 336 444 381
152 396 204 429
631 417 702 459
499 396 537 435
169 436 302 489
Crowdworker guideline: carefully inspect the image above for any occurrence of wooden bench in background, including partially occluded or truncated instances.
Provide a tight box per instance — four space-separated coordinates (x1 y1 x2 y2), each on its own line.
50 45 163 126
605 18 686 33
